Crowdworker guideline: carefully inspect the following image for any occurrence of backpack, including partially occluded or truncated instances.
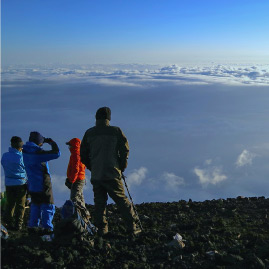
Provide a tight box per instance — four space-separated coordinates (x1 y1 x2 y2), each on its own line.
54 200 97 242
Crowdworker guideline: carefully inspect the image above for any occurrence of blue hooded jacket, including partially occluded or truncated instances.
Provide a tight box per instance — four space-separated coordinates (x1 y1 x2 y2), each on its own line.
1 147 27 186
23 141 60 194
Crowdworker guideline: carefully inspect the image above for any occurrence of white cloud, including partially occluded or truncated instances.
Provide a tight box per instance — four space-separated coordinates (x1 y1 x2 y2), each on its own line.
2 64 269 86
157 64 269 85
93 78 141 87
160 64 181 74
194 166 227 186
236 149 256 167
162 172 185 190
126 167 148 188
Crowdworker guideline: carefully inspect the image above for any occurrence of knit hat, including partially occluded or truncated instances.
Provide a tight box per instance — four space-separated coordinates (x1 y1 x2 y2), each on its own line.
95 107 111 121
11 136 23 149
29 131 44 145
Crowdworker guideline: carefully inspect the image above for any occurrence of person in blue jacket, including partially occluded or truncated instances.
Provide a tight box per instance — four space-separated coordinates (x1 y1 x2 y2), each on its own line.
1 136 27 231
23 132 60 234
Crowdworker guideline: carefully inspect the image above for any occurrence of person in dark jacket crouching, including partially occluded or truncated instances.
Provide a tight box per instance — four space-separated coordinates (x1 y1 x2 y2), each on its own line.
1 136 27 231
23 132 60 234
80 107 141 236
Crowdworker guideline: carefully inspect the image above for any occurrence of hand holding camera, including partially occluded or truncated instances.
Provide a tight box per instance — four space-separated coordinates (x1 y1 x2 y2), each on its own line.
43 138 53 144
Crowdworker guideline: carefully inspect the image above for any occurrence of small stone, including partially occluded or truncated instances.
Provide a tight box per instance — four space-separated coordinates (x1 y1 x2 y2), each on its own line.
167 239 185 249
206 250 218 259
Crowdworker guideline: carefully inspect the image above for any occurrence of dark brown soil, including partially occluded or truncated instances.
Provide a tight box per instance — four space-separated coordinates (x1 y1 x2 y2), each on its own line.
2 196 269 268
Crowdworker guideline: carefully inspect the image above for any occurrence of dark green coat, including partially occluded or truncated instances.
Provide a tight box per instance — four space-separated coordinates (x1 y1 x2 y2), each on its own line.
80 119 129 181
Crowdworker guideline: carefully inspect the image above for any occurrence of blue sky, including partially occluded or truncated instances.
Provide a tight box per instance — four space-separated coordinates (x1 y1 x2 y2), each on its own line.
1 1 269 206
2 0 269 64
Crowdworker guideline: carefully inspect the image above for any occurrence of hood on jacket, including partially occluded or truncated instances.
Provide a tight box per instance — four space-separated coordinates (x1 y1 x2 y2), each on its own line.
8 147 22 154
23 142 42 154
66 138 81 154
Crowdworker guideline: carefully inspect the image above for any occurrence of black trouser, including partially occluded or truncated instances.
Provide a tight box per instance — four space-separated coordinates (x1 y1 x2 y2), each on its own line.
3 185 27 227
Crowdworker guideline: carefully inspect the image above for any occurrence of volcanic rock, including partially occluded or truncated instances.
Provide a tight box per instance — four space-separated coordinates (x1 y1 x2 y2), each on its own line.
1 197 269 268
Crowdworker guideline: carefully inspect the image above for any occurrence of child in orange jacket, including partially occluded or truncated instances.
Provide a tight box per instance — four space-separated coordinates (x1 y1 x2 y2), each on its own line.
65 138 86 206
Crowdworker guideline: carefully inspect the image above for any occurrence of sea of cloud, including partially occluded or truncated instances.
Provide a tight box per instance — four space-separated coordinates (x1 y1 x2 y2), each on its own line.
2 63 269 87
1 63 269 206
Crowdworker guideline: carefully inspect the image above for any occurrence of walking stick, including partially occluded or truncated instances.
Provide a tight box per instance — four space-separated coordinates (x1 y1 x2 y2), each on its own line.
122 173 143 231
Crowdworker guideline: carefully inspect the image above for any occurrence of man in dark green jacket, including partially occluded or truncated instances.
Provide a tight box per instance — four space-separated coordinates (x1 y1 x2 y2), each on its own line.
80 107 141 236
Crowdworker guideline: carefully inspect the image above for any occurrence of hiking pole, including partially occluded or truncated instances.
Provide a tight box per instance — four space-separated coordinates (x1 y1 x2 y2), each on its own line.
122 173 143 231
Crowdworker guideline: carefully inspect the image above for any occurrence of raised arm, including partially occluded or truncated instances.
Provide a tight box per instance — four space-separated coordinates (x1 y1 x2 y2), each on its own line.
35 139 61 163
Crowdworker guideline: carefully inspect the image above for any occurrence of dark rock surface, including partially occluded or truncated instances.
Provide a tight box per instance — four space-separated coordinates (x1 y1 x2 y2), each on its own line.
2 196 269 268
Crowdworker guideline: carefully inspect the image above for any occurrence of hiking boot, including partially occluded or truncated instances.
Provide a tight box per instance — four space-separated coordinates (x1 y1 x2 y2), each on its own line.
97 226 108 237
127 226 142 237
101 231 114 239
133 227 142 235
13 223 23 231
28 227 41 235
39 228 54 236
97 229 108 237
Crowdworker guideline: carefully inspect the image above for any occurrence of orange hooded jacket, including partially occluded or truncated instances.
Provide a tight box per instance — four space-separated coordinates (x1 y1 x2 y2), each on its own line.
66 138 86 183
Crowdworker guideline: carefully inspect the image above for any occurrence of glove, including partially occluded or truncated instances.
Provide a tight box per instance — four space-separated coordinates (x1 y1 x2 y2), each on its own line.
43 138 53 144
65 178 72 189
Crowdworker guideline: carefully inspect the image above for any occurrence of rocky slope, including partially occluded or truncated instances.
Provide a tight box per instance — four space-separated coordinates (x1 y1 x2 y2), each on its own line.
2 196 269 268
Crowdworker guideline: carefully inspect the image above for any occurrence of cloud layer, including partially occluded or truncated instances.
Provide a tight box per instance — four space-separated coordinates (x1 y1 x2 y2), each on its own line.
2 64 269 86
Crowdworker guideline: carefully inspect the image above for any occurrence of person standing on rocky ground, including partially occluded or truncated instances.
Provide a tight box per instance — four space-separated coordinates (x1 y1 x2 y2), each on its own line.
65 138 86 207
23 132 60 235
1 136 28 231
80 107 141 237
